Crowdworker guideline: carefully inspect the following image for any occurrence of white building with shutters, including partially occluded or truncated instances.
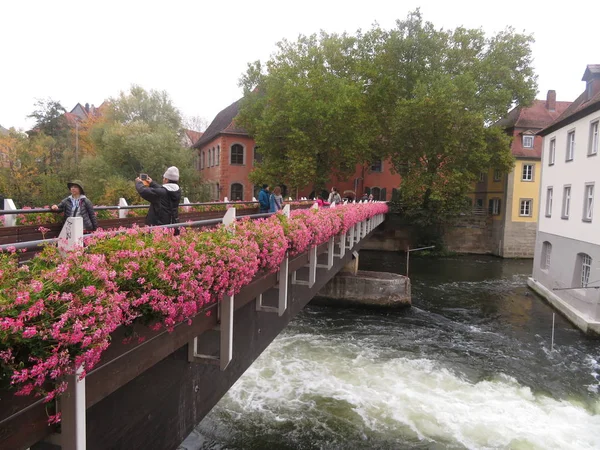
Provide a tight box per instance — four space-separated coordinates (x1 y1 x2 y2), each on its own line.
529 64 600 334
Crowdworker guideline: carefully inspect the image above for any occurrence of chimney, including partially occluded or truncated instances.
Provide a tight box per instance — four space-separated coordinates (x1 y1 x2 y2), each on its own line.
85 103 90 112
546 90 556 112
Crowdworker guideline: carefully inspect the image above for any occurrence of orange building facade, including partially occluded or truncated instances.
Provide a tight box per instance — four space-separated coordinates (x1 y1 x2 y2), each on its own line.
194 100 401 201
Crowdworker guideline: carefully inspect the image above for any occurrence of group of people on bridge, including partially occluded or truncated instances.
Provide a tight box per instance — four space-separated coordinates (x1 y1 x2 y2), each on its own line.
50 166 182 232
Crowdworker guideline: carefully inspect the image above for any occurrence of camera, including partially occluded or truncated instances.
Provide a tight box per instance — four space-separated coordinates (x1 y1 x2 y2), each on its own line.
140 173 148 181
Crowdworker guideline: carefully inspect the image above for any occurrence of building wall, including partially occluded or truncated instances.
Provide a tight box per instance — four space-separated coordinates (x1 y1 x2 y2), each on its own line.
200 135 401 202
510 158 541 223
199 135 260 201
531 231 600 322
538 112 600 245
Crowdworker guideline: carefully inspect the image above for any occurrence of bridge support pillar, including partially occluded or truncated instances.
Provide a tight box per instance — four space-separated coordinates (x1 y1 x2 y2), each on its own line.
60 366 87 450
187 294 234 371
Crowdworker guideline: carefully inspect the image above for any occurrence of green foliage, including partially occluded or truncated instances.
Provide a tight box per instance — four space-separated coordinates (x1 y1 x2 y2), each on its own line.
237 10 537 225
238 32 376 193
82 86 206 203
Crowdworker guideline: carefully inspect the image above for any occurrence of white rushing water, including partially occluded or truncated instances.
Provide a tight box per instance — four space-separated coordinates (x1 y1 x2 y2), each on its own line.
210 332 600 450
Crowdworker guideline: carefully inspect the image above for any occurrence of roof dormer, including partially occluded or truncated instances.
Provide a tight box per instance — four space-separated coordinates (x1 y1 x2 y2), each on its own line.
582 64 600 101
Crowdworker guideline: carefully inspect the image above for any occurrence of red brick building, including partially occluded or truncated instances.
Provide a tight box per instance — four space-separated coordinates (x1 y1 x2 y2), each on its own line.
193 99 401 201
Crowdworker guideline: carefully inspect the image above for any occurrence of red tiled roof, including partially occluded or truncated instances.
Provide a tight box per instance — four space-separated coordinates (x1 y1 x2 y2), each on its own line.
495 96 572 159
184 129 203 145
496 99 571 130
540 91 600 136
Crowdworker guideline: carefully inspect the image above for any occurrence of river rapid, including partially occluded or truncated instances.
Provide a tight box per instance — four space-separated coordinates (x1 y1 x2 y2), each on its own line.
180 253 600 450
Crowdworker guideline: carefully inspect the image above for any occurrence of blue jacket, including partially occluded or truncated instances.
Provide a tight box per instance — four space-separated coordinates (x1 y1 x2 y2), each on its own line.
258 188 269 210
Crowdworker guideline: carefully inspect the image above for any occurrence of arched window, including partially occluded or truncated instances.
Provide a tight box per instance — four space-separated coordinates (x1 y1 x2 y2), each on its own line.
207 148 212 167
230 144 244 165
201 151 205 169
371 187 381 199
230 183 243 201
541 241 552 270
576 253 592 287
216 146 220 166
212 148 216 167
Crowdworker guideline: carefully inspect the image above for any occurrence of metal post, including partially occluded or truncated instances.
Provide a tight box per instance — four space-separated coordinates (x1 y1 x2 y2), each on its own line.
308 246 317 288
406 246 410 278
551 313 555 351
118 198 128 219
278 254 289 315
3 199 17 227
61 366 86 450
58 217 84 256
220 295 233 371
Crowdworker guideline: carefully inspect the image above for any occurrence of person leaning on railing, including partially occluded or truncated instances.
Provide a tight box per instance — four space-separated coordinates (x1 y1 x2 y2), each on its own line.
51 180 98 232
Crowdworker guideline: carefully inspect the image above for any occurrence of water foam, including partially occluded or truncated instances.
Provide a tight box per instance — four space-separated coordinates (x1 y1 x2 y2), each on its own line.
220 333 600 450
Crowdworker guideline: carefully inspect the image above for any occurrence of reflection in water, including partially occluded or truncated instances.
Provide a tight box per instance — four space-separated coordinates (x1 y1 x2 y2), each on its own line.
181 254 600 450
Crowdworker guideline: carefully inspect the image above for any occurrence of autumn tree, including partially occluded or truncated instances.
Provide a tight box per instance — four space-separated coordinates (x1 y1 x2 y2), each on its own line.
0 130 65 206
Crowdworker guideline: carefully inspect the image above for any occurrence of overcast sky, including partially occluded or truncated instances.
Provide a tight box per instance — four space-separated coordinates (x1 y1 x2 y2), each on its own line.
1 0 597 131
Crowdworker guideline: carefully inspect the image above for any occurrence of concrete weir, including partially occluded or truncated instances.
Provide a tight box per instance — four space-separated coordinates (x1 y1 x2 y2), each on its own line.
313 270 411 308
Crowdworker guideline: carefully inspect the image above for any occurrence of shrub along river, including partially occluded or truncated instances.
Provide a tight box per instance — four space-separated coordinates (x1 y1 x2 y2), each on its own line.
180 252 600 449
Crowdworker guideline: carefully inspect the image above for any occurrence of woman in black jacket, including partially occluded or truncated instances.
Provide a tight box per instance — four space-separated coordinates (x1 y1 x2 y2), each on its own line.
51 180 98 232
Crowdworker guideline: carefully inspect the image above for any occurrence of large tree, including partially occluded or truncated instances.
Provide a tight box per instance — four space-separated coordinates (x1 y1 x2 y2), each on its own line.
237 32 376 193
364 11 536 223
238 10 537 223
82 86 205 204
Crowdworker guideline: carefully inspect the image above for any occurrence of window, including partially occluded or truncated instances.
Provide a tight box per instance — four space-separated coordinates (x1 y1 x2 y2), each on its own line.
370 160 383 173
371 187 381 199
230 183 243 201
201 151 205 169
522 164 533 181
212 148 216 166
216 145 220 166
583 183 594 222
562 186 571 219
519 199 532 217
476 198 484 208
549 139 556 165
566 130 575 161
545 187 553 217
589 120 599 156
580 253 592 287
523 135 534 148
493 169 501 182
208 148 213 167
230 144 244 165
479 172 485 182
489 198 501 215
254 146 263 165
541 241 552 270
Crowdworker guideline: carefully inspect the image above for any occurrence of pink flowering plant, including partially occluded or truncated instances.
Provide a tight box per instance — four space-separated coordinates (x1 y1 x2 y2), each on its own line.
0 202 387 423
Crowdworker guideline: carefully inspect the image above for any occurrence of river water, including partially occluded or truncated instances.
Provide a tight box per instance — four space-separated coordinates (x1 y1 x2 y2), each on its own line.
180 253 600 450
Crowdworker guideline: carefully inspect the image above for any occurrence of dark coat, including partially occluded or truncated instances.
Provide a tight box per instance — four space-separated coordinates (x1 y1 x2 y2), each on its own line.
258 188 270 211
56 196 98 231
135 181 182 226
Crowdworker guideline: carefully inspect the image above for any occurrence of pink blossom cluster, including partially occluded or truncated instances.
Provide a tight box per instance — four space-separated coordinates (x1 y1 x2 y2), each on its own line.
16 207 62 226
0 202 387 421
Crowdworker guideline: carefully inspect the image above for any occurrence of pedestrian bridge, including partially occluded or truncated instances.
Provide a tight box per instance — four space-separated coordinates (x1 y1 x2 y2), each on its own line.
0 202 386 450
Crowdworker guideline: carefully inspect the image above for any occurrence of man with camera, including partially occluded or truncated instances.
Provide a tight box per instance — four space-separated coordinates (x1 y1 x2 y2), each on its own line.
135 166 181 226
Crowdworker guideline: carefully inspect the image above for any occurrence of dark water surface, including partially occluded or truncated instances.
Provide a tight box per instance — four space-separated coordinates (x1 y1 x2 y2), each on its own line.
180 253 600 450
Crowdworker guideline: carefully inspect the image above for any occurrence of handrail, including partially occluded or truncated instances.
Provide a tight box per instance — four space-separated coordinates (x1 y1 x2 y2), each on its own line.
0 212 277 252
0 200 272 215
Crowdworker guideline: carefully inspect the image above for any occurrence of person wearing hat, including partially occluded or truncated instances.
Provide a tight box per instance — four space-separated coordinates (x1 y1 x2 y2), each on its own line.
135 166 182 226
258 184 270 213
51 180 98 232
